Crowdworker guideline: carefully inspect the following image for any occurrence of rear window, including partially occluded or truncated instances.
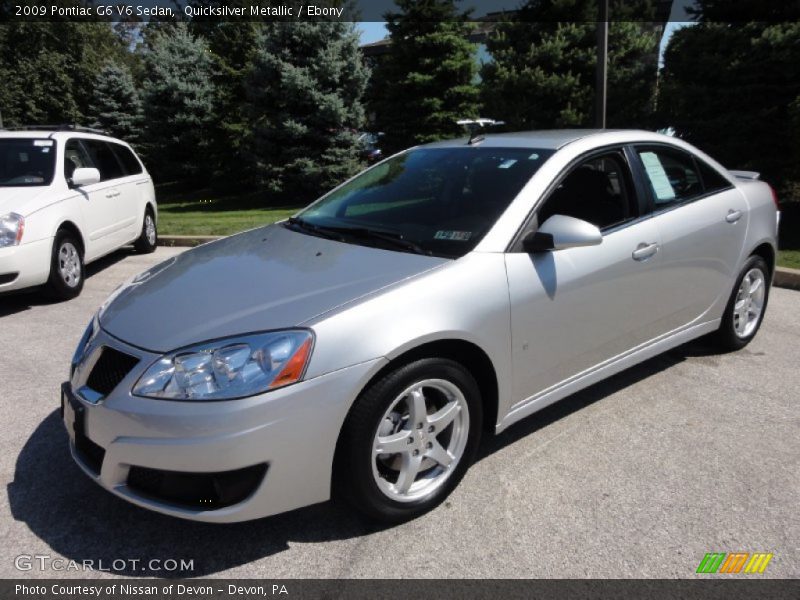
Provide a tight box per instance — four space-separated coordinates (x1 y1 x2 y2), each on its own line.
0 138 56 187
110 143 143 175
696 159 732 193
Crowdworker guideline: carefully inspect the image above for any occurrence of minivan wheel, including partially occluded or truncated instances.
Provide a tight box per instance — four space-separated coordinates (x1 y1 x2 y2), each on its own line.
712 255 770 351
336 358 482 523
134 210 157 253
46 230 84 300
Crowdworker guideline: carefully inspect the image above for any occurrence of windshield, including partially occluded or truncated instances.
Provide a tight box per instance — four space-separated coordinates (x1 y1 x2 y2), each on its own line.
0 138 57 187
296 146 554 258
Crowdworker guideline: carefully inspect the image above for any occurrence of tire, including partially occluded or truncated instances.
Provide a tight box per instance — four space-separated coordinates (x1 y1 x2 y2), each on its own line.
710 255 770 351
335 358 482 523
46 229 84 300
134 209 157 253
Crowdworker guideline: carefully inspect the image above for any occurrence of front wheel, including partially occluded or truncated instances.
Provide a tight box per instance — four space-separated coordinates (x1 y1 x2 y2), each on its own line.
711 255 770 351
134 210 157 253
335 358 482 523
46 230 84 300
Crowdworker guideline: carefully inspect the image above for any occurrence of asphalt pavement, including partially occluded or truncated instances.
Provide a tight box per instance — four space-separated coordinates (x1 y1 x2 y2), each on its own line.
0 247 797 579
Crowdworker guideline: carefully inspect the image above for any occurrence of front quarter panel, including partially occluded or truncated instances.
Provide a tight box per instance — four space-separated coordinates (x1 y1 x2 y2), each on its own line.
304 252 513 426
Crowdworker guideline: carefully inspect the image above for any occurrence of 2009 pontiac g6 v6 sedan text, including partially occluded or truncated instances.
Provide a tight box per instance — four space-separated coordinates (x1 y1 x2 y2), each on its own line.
63 130 779 523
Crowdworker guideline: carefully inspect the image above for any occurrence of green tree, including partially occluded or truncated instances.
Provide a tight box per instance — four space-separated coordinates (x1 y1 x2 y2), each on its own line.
658 21 800 184
246 21 369 200
0 21 127 126
190 18 262 187
141 23 216 182
368 0 480 154
88 63 143 143
480 0 658 129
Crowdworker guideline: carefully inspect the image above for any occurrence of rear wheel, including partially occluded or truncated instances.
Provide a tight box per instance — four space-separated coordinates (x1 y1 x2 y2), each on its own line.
711 255 770 351
46 229 84 300
134 209 157 253
336 358 482 523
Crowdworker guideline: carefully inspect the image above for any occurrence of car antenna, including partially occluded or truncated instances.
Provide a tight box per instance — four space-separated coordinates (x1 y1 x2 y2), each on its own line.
456 118 505 145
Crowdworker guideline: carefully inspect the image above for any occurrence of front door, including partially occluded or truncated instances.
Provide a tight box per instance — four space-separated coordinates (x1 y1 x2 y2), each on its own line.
505 149 665 408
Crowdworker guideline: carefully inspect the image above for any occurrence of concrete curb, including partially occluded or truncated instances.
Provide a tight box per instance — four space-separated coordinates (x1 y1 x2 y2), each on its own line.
158 235 800 292
774 266 800 291
159 235 221 247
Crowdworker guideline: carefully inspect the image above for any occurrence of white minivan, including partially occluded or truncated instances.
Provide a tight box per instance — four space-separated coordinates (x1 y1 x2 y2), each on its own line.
0 126 157 300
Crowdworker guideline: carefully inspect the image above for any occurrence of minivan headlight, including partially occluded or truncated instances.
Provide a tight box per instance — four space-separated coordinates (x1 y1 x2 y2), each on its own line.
0 213 24 247
133 330 314 401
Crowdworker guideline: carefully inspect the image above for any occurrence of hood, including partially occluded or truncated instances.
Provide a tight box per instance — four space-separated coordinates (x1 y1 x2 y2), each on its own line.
100 224 448 352
0 187 50 216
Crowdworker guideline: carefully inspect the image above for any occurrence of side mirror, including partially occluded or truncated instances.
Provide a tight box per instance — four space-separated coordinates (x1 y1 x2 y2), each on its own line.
522 214 603 253
70 167 101 188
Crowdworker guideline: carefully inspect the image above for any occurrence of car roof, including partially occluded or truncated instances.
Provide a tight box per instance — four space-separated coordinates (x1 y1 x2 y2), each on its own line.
421 129 658 150
0 130 122 143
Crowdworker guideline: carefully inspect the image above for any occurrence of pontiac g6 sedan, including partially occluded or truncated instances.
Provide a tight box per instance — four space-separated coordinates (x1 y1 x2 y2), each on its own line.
63 130 779 523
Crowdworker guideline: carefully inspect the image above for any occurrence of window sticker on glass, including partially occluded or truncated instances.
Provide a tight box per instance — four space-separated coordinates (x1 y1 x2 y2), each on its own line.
498 159 517 169
434 230 472 241
33 140 54 147
528 153 540 160
640 151 676 202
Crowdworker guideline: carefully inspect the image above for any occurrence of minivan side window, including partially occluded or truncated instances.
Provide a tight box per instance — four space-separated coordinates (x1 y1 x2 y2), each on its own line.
110 143 143 176
64 139 95 182
636 147 703 209
83 140 125 181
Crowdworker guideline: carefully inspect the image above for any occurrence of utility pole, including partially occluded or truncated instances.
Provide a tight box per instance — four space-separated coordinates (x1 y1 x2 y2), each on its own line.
595 0 609 129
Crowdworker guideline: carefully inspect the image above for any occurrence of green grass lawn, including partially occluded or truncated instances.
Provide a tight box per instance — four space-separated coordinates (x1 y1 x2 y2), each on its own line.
778 250 800 270
156 187 300 236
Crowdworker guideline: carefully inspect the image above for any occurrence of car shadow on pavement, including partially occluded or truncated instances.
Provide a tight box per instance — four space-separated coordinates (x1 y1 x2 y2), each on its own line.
8 338 713 577
0 249 132 318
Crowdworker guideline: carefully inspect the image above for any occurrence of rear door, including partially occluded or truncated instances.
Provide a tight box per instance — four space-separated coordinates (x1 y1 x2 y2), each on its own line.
631 144 747 332
505 147 665 404
108 142 147 243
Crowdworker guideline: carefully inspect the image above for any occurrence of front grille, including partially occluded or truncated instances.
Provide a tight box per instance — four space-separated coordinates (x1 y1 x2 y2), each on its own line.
86 346 139 397
127 464 268 510
74 430 105 475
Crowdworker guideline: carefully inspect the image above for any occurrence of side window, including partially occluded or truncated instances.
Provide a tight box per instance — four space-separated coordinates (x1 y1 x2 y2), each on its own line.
537 152 637 231
636 147 702 208
83 140 125 182
110 143 143 175
696 158 732 193
64 139 95 182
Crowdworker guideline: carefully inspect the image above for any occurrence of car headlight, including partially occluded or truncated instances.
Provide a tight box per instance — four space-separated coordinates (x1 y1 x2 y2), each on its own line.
0 213 25 247
70 313 100 378
133 330 314 401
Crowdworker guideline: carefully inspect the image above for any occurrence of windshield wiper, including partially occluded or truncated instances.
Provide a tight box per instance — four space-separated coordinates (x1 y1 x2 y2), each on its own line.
323 226 431 256
285 217 345 241
286 218 430 255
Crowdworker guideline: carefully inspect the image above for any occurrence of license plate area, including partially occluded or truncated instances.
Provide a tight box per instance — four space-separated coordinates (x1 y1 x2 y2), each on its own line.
61 383 85 443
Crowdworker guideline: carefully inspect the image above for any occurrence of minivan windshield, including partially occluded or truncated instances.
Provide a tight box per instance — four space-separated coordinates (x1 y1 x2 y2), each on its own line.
294 146 554 258
0 138 57 187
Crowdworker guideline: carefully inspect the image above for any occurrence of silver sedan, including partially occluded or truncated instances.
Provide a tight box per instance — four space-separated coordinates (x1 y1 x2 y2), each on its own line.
63 130 779 523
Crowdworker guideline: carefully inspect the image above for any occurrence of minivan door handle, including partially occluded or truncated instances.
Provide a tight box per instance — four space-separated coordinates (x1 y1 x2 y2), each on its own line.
105 190 120 199
725 209 743 223
632 242 659 261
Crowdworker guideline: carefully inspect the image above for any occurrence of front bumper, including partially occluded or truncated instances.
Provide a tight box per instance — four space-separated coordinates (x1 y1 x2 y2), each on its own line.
0 237 53 293
62 329 385 522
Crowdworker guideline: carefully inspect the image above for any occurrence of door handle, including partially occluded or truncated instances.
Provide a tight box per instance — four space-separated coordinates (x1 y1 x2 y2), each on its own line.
725 209 743 223
105 190 120 198
632 242 658 261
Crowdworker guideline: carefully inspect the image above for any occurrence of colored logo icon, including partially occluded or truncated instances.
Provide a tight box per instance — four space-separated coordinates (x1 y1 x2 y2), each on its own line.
696 552 773 574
